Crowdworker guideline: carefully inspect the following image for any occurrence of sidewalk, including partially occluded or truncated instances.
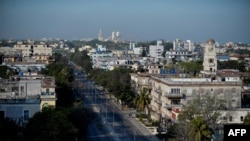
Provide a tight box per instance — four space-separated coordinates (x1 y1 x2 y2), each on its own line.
110 98 161 141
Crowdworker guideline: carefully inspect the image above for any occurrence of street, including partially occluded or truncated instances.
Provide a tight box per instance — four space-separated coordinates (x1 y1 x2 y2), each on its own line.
71 62 160 141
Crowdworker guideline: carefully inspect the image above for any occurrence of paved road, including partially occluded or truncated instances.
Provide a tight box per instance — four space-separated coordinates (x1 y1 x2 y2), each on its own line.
71 62 160 141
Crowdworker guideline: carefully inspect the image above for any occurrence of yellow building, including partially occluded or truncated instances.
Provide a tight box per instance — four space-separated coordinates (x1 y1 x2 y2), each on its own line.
40 76 57 109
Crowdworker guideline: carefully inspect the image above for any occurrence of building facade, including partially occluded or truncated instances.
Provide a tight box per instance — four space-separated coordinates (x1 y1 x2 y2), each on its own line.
149 40 164 59
0 76 57 126
130 39 246 125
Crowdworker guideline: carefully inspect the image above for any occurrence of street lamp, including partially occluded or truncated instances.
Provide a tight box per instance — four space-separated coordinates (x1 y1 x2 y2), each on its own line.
134 129 136 141
106 95 108 123
113 107 114 134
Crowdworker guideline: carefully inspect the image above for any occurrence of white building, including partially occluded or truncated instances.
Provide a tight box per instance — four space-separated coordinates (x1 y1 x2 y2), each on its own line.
131 39 245 125
89 51 113 68
201 39 217 74
98 28 104 41
149 40 164 59
129 42 144 56
97 45 107 52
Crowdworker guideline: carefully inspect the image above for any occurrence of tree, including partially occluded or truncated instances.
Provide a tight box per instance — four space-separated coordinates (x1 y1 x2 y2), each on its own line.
173 95 225 141
134 88 151 114
24 107 78 141
0 65 17 79
217 60 245 72
24 99 94 141
0 118 21 141
188 117 212 141
177 60 203 74
243 112 250 125
90 68 135 106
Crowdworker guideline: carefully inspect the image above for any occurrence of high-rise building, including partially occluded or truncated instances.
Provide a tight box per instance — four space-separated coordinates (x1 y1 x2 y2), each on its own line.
98 28 104 41
149 40 164 59
111 32 116 40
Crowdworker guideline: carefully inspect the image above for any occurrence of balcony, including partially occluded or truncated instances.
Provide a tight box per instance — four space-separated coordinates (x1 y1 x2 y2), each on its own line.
164 93 183 98
164 104 172 110
154 89 162 95
41 92 56 99
163 104 182 111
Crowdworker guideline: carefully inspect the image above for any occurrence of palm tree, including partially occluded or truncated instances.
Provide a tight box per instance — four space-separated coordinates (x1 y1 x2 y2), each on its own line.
188 116 212 141
134 88 151 114
243 112 250 125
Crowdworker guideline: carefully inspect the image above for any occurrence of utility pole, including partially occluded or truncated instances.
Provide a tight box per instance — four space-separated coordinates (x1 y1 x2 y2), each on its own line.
134 130 136 141
106 95 107 123
113 107 114 134
95 86 96 104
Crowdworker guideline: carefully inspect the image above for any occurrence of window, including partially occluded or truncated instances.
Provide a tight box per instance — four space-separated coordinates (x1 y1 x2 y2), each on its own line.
23 110 29 121
12 86 19 92
223 116 227 121
46 88 49 93
232 88 236 93
171 88 180 94
229 116 232 122
240 116 244 121
209 58 214 63
21 86 24 94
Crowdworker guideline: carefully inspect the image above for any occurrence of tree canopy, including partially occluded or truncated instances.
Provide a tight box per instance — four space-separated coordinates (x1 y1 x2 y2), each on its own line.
134 88 151 113
24 106 94 141
217 60 246 72
0 65 17 79
90 68 135 106
166 95 225 141
177 60 203 74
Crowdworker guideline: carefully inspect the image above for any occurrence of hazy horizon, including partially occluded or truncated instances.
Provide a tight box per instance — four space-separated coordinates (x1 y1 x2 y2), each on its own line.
0 0 250 44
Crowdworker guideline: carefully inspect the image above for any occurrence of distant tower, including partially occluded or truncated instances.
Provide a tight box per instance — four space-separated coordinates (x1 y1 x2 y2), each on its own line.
201 38 217 75
98 28 104 41
111 32 116 40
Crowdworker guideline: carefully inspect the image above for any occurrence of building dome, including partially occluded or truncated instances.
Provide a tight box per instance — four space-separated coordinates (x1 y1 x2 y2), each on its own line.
206 38 215 44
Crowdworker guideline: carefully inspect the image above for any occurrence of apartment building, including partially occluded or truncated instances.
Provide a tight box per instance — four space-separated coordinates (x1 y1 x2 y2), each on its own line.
12 41 53 64
165 49 199 61
166 39 199 61
13 41 52 57
149 40 164 59
0 76 57 126
149 72 242 122
130 39 247 125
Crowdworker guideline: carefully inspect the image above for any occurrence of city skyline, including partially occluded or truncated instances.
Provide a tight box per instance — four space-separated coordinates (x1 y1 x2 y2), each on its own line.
0 0 250 44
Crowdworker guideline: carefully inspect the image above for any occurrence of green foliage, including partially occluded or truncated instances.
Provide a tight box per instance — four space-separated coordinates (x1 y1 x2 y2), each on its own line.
24 106 94 141
0 118 21 141
172 95 224 141
40 52 75 107
188 117 212 141
42 53 74 86
134 88 151 112
0 65 17 79
70 50 92 74
90 68 135 105
177 60 203 73
56 86 74 107
243 112 250 125
217 60 246 72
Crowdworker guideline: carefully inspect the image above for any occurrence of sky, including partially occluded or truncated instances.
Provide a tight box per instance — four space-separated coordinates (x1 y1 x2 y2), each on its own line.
0 0 250 44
